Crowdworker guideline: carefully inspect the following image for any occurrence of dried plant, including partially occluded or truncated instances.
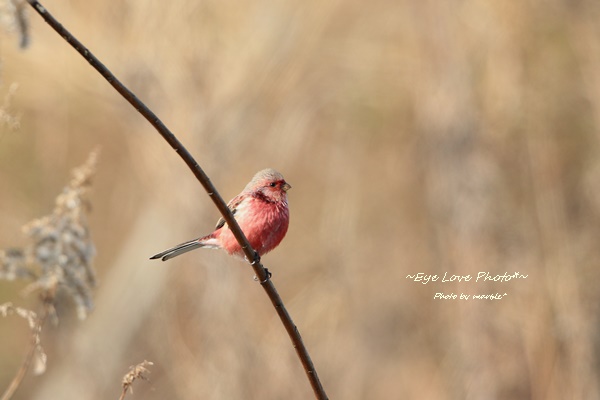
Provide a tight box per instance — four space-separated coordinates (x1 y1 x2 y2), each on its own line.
0 302 47 375
119 360 154 400
0 82 21 131
1 150 98 319
0 0 29 48
0 150 98 400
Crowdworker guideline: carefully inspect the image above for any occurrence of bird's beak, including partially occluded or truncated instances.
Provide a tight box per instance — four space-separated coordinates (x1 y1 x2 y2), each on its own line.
282 182 292 192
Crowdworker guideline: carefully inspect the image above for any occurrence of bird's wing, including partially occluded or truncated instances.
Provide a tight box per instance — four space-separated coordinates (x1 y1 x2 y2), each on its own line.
214 194 245 230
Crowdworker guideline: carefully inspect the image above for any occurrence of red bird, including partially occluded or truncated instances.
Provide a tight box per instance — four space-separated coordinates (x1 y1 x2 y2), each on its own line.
150 168 291 262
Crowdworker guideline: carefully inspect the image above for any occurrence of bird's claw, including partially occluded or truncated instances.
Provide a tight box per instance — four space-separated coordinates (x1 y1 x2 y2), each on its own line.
253 268 272 283
251 251 261 265
248 251 270 282
245 251 261 265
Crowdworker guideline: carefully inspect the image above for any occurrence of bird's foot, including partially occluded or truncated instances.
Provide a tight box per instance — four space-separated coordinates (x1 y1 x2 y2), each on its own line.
253 268 272 283
252 251 261 265
245 251 261 265
248 251 271 282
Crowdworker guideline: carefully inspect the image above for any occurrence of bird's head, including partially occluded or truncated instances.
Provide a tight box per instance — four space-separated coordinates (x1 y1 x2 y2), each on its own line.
246 168 291 202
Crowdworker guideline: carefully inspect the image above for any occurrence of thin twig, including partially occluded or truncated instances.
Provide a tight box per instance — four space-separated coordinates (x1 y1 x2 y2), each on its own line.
23 1 328 399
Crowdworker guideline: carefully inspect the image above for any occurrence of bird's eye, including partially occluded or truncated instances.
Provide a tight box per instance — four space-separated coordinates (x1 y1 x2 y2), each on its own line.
269 182 277 187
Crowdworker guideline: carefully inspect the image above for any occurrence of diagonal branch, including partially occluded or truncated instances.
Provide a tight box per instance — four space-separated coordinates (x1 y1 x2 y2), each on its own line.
23 1 328 399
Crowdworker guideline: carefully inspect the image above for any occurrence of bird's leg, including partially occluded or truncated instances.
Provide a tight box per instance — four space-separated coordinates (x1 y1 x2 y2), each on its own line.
248 251 271 282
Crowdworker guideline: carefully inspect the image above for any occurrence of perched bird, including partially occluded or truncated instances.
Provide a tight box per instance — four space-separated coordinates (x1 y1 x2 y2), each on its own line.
150 168 291 262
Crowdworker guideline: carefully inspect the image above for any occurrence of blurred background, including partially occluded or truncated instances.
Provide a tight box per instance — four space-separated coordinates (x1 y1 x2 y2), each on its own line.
1 0 600 399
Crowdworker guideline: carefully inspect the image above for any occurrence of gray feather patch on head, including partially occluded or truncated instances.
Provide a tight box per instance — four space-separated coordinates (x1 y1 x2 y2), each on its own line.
244 168 285 191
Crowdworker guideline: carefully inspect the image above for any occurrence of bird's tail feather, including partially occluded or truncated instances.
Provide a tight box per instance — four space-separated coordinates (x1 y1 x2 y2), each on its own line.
150 238 206 261
151 233 221 261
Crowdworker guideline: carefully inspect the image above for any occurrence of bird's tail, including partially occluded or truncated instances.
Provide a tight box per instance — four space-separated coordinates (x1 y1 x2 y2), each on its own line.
150 235 219 261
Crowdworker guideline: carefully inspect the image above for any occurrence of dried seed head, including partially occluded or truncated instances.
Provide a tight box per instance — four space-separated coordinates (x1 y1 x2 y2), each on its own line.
1 150 99 320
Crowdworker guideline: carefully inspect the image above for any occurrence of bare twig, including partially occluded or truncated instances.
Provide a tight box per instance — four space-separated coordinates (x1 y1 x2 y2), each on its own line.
23 1 328 399
119 360 153 400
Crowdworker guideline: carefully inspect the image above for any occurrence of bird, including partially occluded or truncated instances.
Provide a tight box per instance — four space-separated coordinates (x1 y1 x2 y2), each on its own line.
150 168 291 262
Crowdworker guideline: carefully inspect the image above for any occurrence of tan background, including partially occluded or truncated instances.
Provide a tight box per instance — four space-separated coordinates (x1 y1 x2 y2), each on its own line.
1 0 600 399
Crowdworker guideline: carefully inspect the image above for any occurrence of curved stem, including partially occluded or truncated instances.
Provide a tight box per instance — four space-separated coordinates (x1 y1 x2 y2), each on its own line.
1 303 49 400
24 1 328 398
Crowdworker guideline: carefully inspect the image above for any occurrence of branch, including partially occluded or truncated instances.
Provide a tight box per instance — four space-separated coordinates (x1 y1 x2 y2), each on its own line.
23 1 328 399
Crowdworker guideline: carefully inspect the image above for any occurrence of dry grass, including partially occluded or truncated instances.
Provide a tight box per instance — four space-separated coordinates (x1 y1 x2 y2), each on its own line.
119 360 153 400
1 0 600 399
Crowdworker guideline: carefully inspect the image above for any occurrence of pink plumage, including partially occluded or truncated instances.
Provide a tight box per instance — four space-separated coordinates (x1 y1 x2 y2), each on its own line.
150 169 291 261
